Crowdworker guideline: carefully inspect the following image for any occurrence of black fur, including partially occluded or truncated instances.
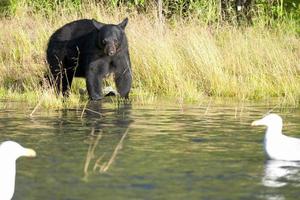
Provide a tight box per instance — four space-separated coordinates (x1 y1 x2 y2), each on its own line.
46 18 132 100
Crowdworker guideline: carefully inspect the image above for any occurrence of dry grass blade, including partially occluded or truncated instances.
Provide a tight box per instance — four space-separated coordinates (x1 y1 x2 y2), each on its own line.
29 94 44 117
84 108 104 117
80 100 89 119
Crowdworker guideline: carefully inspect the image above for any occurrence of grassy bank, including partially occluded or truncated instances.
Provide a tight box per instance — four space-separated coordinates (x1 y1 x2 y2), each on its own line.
0 1 299 109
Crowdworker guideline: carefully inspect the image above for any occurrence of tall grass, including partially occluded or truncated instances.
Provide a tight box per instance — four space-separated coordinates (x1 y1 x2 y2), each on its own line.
0 1 299 109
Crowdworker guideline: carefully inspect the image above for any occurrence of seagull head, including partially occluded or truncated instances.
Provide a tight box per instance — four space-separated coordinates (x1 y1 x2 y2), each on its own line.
251 113 283 130
0 141 36 161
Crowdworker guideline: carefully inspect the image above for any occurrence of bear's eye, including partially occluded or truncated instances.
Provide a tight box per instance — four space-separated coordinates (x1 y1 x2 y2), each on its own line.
114 39 119 46
102 39 106 45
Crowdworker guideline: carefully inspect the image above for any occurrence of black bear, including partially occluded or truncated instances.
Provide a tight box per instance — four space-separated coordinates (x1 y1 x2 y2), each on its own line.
46 18 132 100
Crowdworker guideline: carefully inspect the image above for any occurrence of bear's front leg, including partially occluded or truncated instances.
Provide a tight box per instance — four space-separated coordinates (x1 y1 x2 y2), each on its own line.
86 60 109 100
86 71 102 101
113 53 132 99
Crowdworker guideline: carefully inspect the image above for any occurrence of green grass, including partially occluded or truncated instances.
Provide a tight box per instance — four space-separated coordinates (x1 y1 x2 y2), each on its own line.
0 1 299 109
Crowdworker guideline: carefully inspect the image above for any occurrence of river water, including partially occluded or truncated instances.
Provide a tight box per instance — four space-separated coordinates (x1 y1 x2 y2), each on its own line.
1 101 300 200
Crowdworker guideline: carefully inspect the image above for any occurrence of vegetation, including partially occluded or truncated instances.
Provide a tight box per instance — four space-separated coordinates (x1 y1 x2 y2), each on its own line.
0 0 299 108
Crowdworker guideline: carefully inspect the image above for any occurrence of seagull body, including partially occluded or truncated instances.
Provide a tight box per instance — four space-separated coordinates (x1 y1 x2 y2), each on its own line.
0 141 36 200
252 114 300 161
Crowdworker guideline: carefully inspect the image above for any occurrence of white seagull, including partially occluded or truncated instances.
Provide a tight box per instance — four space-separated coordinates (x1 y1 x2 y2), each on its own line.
0 141 36 200
252 113 300 161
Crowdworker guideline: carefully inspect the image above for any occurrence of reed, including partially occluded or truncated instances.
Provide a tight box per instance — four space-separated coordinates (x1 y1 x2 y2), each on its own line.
0 1 299 109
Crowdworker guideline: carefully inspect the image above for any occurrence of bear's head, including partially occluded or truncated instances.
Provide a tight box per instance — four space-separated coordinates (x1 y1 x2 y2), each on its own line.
93 18 128 56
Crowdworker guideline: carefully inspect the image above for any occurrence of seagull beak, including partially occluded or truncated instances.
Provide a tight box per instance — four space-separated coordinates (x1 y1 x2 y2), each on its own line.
251 120 258 126
24 148 37 157
251 119 263 126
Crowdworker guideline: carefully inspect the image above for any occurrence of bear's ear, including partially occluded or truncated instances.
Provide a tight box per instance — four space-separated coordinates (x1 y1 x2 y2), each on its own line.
92 19 104 30
118 18 128 30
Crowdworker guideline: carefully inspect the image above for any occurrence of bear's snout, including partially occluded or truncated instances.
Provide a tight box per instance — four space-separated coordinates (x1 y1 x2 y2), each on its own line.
104 44 117 56
108 50 115 56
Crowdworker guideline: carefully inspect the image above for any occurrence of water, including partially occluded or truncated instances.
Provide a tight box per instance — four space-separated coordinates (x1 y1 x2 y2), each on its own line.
1 101 300 200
